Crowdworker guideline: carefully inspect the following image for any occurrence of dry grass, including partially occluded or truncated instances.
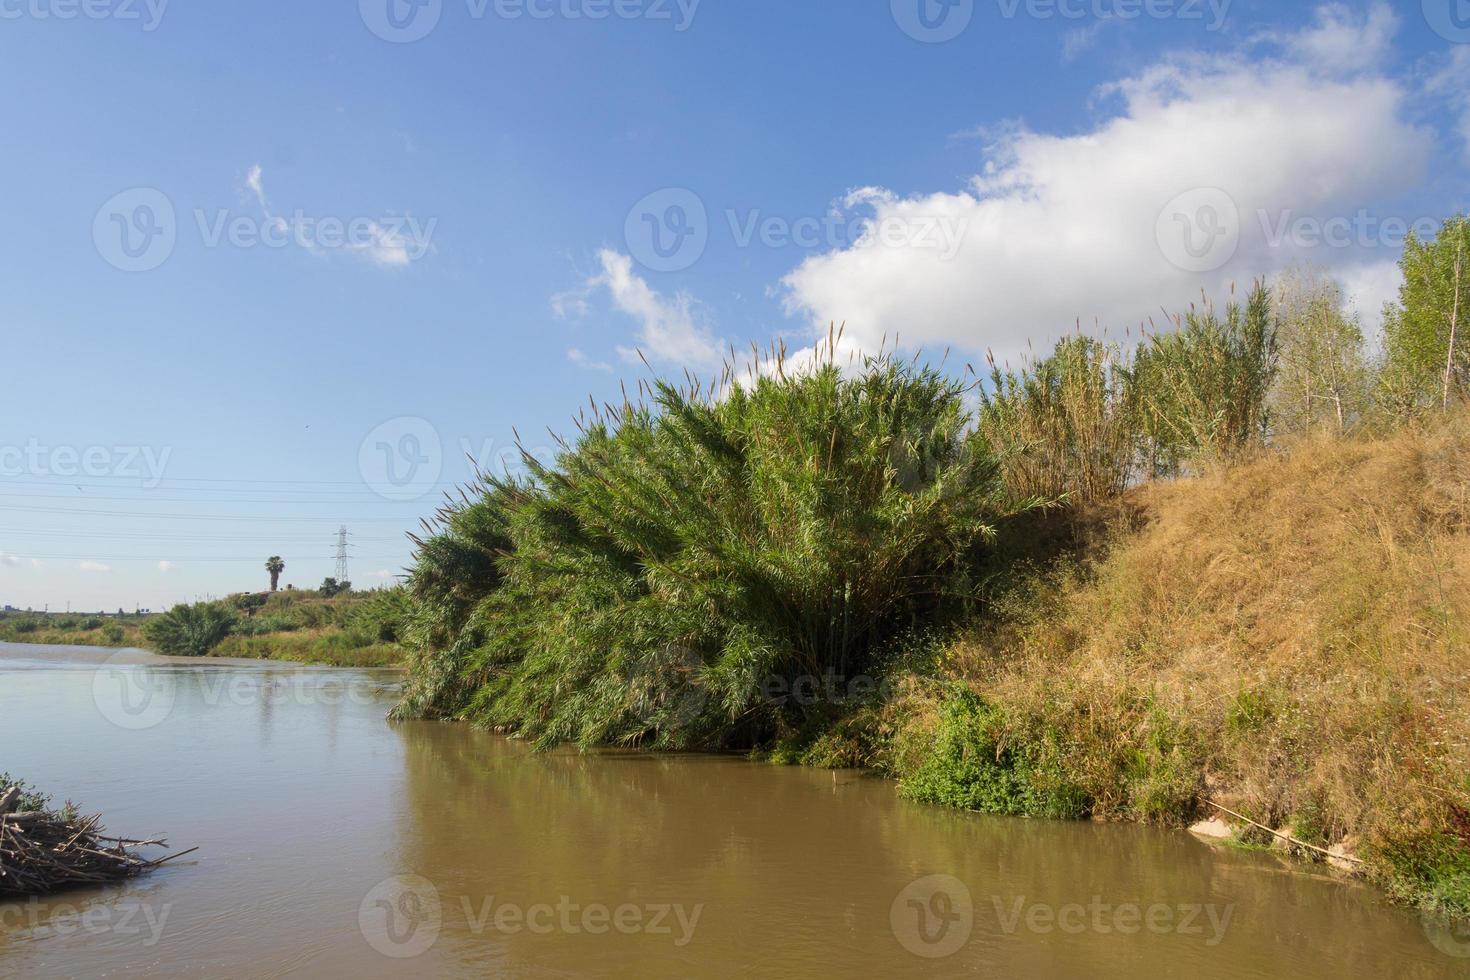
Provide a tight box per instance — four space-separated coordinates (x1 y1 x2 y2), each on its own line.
915 415 1470 911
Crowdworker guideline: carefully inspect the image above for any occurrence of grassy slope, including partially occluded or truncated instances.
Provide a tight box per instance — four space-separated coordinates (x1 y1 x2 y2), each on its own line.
889 419 1470 914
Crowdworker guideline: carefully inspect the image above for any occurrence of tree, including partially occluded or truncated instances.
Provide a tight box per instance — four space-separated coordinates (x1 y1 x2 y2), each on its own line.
265 556 285 592
1271 267 1368 436
233 593 267 618
1380 215 1470 415
319 578 352 598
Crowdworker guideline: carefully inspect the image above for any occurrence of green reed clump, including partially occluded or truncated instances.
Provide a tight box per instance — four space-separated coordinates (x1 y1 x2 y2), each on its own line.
1134 282 1278 471
394 344 1008 749
978 283 1278 504
979 334 1138 505
143 601 236 657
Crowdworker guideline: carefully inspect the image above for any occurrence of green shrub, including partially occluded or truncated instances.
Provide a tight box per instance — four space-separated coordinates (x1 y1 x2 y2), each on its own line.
143 602 236 657
1381 830 1470 917
0 773 51 815
101 624 125 644
395 347 1008 749
896 687 1091 819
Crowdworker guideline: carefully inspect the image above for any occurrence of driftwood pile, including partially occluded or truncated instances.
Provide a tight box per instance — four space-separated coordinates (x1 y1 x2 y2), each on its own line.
0 783 196 897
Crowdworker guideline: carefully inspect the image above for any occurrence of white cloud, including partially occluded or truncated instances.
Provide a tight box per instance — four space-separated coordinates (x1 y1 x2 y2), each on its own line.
567 347 613 372
1061 21 1109 63
372 569 394 580
1335 258 1402 340
0 553 19 568
1271 2 1398 74
158 560 176 573
242 165 430 269
551 289 591 320
79 561 111 573
347 220 417 268
589 250 726 372
246 163 269 209
781 3 1432 365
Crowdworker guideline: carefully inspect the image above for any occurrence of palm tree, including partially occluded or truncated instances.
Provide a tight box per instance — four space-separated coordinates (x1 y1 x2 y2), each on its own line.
265 556 285 592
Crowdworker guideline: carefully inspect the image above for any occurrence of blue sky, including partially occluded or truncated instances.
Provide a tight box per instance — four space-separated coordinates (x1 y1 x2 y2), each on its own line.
1 0 1468 610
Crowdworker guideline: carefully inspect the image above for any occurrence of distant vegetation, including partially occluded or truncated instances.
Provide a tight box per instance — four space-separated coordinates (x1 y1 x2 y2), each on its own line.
0 587 410 668
390 214 1470 918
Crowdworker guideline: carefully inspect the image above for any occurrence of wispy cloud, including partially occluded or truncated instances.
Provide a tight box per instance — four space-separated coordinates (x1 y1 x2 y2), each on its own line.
1060 20 1110 63
241 164 433 269
158 560 175 573
567 347 613 372
588 249 725 372
79 561 112 573
0 553 19 568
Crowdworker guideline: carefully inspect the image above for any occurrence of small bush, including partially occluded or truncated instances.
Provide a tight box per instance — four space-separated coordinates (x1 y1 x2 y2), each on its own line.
896 686 1091 819
143 602 237 657
101 624 125 644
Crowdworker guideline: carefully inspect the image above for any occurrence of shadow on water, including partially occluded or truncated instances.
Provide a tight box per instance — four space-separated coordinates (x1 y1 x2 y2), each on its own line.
0 647 1464 979
386 722 1465 979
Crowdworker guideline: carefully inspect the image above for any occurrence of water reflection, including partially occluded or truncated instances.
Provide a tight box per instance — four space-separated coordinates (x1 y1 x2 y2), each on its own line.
0 644 1464 979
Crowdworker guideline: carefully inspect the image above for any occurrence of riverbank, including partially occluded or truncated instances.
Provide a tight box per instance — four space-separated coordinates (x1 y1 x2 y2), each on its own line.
0 591 407 668
879 421 1470 920
394 366 1470 922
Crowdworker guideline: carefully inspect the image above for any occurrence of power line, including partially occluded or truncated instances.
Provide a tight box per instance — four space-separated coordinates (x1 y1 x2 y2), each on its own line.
0 504 413 523
0 492 434 505
334 526 350 583
0 527 402 541
0 554 406 562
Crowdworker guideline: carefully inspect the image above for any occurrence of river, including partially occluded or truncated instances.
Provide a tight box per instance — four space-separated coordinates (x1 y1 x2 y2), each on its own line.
1 643 1466 978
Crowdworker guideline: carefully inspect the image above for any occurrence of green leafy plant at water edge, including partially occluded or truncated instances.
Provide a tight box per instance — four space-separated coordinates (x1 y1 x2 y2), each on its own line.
143 601 237 657
1381 828 1470 917
896 687 1091 819
395 345 1010 749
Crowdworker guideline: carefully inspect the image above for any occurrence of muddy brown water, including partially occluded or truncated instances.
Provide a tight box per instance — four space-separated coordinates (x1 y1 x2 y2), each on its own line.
1 642 1467 978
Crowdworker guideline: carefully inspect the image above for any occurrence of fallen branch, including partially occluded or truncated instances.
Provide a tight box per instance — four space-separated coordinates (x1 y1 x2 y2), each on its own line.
0 781 196 897
1203 798 1364 864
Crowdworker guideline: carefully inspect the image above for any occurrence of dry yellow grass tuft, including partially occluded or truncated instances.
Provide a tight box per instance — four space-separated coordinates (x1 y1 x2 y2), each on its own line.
929 415 1470 911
